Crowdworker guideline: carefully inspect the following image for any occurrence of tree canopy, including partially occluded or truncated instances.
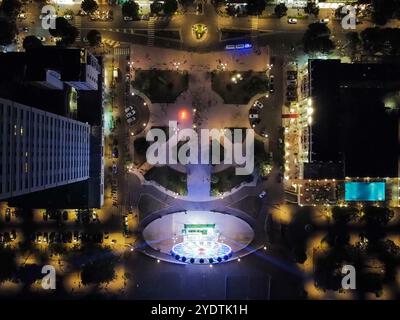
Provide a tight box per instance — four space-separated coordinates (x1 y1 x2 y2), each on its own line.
87 29 102 46
302 22 335 54
163 0 178 16
122 0 140 19
23 35 43 50
304 1 319 16
0 0 22 18
81 0 98 14
246 0 266 16
274 3 287 18
0 17 17 46
49 17 79 46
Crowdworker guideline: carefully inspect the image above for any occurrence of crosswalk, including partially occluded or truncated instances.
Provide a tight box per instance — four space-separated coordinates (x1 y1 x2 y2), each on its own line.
147 17 156 47
250 16 259 49
113 46 130 56
73 16 82 42
98 28 135 34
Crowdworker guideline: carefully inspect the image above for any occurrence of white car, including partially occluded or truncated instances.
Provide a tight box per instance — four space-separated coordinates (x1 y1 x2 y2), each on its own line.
64 14 73 20
253 100 264 109
259 191 267 198
126 111 135 118
127 117 136 124
125 106 134 113
249 113 259 119
123 16 133 21
288 18 297 24
319 18 329 24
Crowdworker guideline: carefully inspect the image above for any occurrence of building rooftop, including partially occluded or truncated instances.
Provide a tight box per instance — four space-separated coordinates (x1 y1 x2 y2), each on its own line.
309 59 400 178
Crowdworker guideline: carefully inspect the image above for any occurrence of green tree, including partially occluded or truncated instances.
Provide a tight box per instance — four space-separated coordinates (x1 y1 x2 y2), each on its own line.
304 1 319 16
0 0 22 18
0 17 17 46
226 4 237 16
150 1 163 15
178 0 194 8
246 0 266 16
17 264 42 286
122 0 139 19
302 22 335 54
22 35 43 50
274 3 287 18
332 206 358 224
81 257 117 285
81 0 98 14
363 206 394 226
86 29 102 46
164 0 178 16
371 0 397 25
49 17 79 46
0 247 17 282
346 31 361 57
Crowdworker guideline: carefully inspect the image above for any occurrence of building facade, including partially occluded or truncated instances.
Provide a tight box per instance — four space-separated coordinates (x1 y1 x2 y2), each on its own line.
0 98 90 200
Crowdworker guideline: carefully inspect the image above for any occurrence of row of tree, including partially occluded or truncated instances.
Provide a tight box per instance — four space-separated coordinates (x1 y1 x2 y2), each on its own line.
0 0 22 46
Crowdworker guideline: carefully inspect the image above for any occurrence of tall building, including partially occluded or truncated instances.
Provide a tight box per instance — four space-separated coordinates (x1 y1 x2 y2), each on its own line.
0 98 90 200
0 47 101 91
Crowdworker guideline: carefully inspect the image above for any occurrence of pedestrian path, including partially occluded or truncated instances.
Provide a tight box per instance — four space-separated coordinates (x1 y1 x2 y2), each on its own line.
147 17 156 47
114 46 130 56
186 164 212 201
73 16 82 42
250 16 259 49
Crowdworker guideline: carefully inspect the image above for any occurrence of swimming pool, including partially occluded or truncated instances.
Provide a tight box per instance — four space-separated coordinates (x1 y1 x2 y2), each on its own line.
345 182 386 201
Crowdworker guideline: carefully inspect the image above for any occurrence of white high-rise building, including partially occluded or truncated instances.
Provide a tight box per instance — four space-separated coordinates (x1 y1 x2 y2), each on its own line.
0 98 90 200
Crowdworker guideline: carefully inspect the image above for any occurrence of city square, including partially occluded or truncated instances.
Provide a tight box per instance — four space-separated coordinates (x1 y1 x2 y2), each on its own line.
0 0 400 310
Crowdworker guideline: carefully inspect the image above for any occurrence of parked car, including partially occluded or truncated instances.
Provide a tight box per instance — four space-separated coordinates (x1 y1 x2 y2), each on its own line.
126 111 135 118
259 191 267 198
319 18 329 24
253 100 264 109
288 18 297 24
123 16 133 21
73 231 79 242
249 113 259 119
112 147 119 158
5 208 11 222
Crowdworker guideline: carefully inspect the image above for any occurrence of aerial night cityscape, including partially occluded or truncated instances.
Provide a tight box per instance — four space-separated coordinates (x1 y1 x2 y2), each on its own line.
0 0 399 315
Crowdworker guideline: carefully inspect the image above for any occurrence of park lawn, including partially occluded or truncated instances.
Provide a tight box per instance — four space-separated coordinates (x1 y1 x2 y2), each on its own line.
132 70 188 103
211 71 269 104
211 166 253 195
145 166 187 195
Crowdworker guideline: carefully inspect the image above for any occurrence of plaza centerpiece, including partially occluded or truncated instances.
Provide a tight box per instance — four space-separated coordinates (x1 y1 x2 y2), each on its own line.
191 23 208 41
142 210 254 264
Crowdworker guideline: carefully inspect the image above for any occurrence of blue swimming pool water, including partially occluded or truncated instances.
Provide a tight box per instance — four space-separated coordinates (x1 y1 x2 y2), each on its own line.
345 182 386 201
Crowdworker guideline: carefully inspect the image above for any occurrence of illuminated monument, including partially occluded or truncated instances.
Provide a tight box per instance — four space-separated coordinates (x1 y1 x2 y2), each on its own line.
142 210 254 264
171 224 232 264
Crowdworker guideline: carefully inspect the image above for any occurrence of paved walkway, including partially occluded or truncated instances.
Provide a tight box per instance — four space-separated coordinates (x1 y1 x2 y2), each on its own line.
186 164 211 201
